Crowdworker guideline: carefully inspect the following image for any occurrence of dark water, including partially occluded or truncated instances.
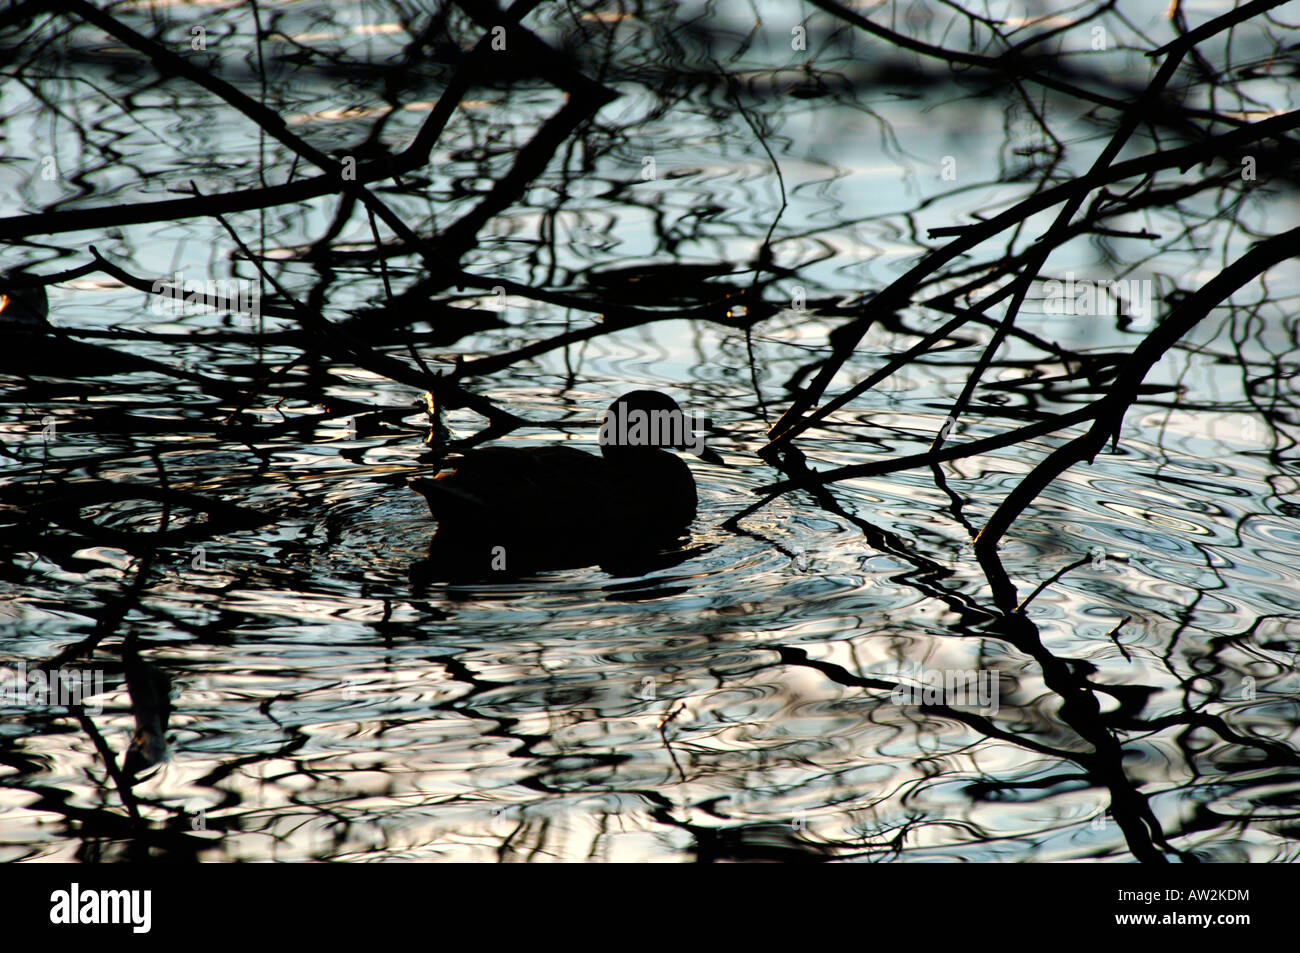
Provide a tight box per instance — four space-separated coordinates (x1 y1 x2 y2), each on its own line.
2 0 1300 862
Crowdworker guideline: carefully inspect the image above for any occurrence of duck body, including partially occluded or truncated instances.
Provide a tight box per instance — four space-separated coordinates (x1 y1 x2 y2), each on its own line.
410 391 712 579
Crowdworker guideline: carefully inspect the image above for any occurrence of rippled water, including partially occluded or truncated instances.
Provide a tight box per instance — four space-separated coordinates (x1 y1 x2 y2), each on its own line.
3 0 1300 863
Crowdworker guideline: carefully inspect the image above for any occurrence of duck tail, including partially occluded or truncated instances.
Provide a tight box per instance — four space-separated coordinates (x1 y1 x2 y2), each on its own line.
409 476 488 521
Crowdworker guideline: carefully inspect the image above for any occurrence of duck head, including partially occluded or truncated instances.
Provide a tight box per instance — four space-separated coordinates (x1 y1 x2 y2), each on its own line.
598 390 723 464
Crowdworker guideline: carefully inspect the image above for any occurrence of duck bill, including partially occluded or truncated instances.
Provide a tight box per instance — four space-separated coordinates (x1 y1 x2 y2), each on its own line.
694 446 725 464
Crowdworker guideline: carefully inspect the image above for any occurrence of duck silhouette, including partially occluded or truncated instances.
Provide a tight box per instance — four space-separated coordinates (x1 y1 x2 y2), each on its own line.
0 271 243 390
0 276 49 328
410 390 721 580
